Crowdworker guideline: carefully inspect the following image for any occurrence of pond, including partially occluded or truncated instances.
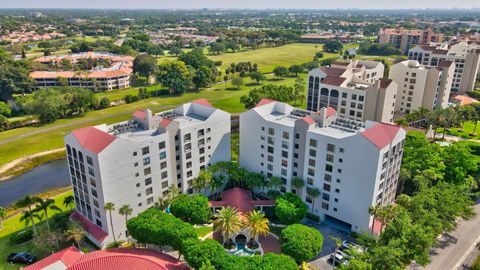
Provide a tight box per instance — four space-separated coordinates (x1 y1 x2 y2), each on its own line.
0 159 70 207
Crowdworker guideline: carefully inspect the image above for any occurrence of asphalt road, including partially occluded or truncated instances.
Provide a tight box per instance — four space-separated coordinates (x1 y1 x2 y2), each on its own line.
408 201 480 270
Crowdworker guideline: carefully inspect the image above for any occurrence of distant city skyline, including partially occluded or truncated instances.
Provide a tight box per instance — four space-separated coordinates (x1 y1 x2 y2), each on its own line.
0 0 478 10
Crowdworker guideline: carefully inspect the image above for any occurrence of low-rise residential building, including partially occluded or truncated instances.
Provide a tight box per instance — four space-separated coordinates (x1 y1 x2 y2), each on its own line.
378 28 444 54
239 99 406 233
64 99 231 247
408 42 480 93
307 60 397 123
389 60 455 113
30 52 133 91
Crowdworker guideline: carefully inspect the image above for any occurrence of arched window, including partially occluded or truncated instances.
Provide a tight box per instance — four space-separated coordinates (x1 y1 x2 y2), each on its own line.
72 147 77 159
66 145 71 155
329 90 339 110
319 88 329 109
78 152 84 163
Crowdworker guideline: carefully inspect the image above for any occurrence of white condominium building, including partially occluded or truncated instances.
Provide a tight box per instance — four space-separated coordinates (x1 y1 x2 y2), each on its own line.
307 60 397 123
240 99 405 233
64 99 231 247
408 42 480 93
389 60 455 113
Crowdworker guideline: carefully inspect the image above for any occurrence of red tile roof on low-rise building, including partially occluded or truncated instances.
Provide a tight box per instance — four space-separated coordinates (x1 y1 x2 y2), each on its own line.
24 246 83 270
361 123 402 149
255 98 275 107
72 127 116 154
326 107 337 117
209 187 275 213
321 75 346 86
378 78 393 89
70 211 108 242
302 116 316 124
159 118 172 128
192 98 212 107
25 247 188 270
132 109 147 120
320 67 347 76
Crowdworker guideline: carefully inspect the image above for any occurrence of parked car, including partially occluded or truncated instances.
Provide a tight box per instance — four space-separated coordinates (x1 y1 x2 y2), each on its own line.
7 252 37 264
330 250 349 265
340 240 364 252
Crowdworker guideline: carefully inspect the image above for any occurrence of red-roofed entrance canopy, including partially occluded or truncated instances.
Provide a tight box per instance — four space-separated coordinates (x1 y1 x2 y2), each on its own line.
209 187 275 213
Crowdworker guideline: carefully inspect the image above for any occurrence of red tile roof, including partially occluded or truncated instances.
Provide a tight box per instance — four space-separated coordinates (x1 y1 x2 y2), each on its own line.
209 187 275 213
24 246 83 270
451 94 479 106
192 98 212 107
26 247 188 270
361 123 402 149
322 75 346 86
70 211 108 242
255 98 275 107
132 109 147 120
320 67 347 76
379 78 393 89
68 248 188 270
72 127 116 154
326 107 337 117
302 116 315 124
159 118 172 128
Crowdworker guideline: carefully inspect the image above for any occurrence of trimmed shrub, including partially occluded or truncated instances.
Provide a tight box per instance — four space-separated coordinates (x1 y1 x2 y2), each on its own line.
170 194 211 225
281 224 324 263
306 212 320 222
275 192 307 225
10 229 33 244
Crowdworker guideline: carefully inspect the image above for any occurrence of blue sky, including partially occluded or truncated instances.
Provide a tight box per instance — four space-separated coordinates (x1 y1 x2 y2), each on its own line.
0 0 478 9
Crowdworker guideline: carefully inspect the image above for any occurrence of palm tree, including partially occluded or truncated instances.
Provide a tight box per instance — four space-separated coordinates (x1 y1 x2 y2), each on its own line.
15 196 39 236
63 195 75 210
213 207 243 245
35 198 61 233
20 210 41 230
378 205 397 232
245 210 269 246
306 187 321 214
210 175 226 199
0 207 6 230
329 235 342 270
368 205 381 235
291 177 305 196
269 176 283 191
119 204 133 242
104 202 116 242
65 223 85 248
193 170 212 195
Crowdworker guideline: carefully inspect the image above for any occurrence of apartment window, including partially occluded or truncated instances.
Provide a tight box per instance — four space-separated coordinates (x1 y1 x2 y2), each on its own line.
267 155 274 162
339 158 343 163
323 184 331 192
336 179 341 183
145 177 152 185
184 133 191 141
160 161 167 169
309 149 316 157
282 132 289 140
137 193 141 197
325 164 333 172
352 94 357 100
143 157 151 166
335 188 340 193
281 159 288 167
281 151 288 158
146 187 153 195
309 139 317 147
339 147 344 153
144 167 151 175
268 128 275 135
342 93 347 98
307 178 314 185
198 129 204 137
308 159 316 167
162 181 168 188
334 198 339 202
327 144 335 152
185 143 192 152
133 151 137 156
324 174 332 182
321 202 329 210
200 156 205 163
88 167 95 177
198 138 205 147
134 162 139 167
267 164 273 171
268 137 274 144
142 147 149 155
187 171 193 178
147 197 154 205
186 161 192 168
268 146 274 154
322 193 330 201
186 152 192 160
337 168 342 173
161 171 168 179
90 178 96 187
86 156 93 166
282 141 289 149
207 128 211 133
91 189 97 198
326 153 334 162
281 169 287 176
308 168 315 176
358 96 364 102
136 183 141 187
295 133 300 139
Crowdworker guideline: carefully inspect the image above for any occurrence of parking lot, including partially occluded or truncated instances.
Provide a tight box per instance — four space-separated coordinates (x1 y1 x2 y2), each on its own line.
302 219 355 270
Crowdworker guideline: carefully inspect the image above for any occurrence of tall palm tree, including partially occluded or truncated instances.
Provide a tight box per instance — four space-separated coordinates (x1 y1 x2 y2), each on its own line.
306 188 321 214
63 195 75 210
291 177 305 196
35 198 61 233
119 204 133 242
379 205 397 232
269 176 283 191
213 207 243 245
104 202 116 242
16 196 39 236
20 210 41 229
193 170 212 195
368 205 381 235
329 235 342 270
245 210 269 245
0 207 6 230
210 175 226 199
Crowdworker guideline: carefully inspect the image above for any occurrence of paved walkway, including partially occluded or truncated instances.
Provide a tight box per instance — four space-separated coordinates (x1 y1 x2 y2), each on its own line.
211 231 281 254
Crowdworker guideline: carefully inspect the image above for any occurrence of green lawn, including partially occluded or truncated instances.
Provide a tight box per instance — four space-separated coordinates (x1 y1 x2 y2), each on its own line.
435 121 480 140
0 191 74 270
195 226 213 238
155 43 340 73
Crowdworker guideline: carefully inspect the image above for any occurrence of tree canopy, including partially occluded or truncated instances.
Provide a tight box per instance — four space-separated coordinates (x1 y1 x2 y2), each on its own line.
281 224 324 263
275 192 307 225
170 194 211 225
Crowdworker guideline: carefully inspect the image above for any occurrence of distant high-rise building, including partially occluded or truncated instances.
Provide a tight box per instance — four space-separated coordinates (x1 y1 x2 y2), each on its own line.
378 28 444 54
408 42 480 93
240 99 406 232
389 60 455 113
306 60 397 123
64 100 231 247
